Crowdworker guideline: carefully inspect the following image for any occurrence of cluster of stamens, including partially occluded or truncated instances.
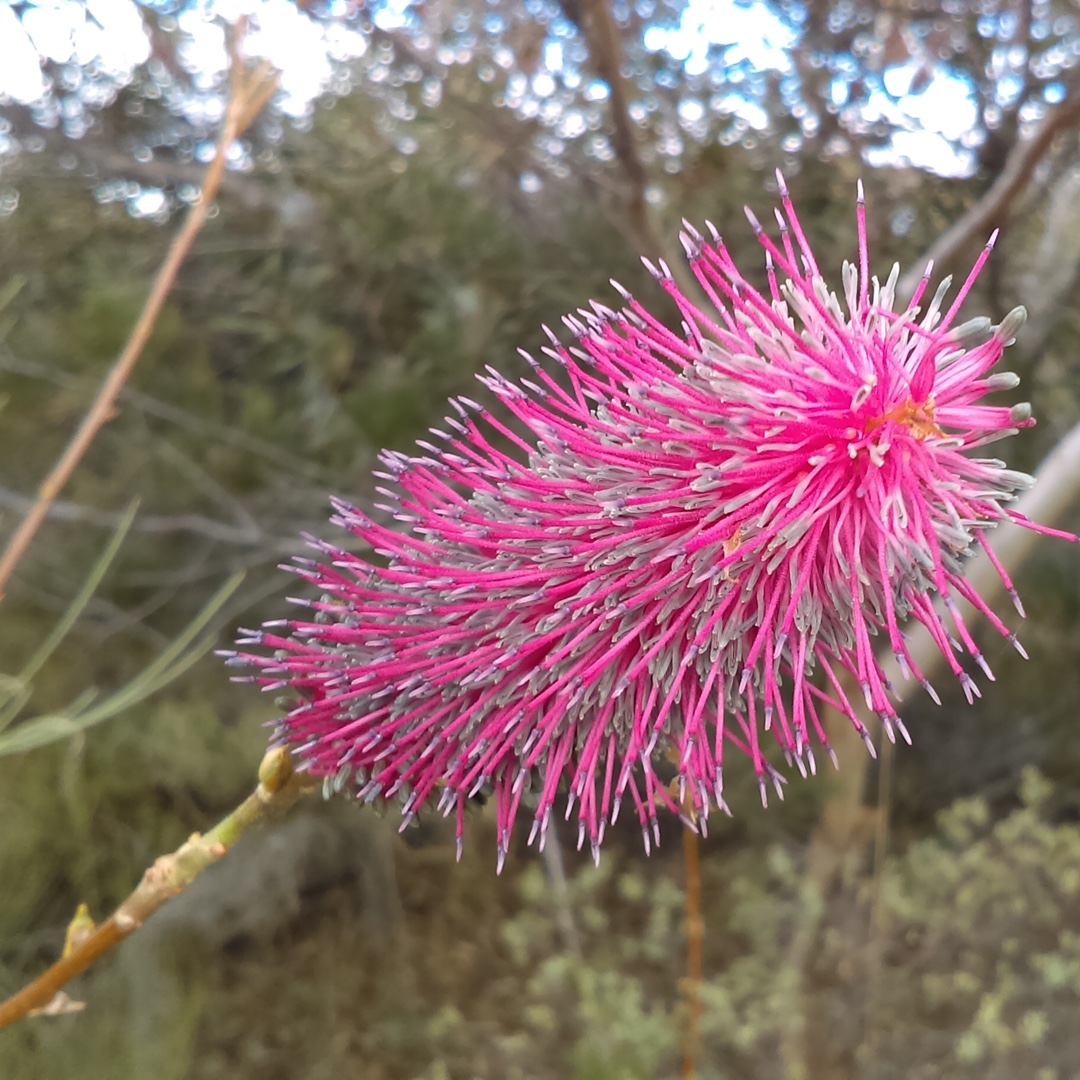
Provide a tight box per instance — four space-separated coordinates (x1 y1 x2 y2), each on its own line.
227 173 1072 868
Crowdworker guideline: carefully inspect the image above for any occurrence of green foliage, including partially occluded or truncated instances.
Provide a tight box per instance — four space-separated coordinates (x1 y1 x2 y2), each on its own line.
865 768 1080 1079
0 512 244 756
3 17 1080 1079
496 859 681 1079
0 502 139 736
410 773 1080 1079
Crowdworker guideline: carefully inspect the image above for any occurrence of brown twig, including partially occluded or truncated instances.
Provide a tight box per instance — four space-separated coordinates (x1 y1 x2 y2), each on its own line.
0 747 317 1029
681 819 703 1079
861 731 894 1057
0 24 278 603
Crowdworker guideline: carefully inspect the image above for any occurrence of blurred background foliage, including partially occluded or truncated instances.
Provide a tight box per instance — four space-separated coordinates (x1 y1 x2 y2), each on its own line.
3 0 1080 1076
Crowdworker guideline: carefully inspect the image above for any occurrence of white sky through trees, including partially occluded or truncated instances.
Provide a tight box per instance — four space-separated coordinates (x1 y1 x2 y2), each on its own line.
0 0 981 177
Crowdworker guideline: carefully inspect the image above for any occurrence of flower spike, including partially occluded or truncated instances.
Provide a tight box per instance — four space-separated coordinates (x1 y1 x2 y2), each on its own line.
234 182 1073 867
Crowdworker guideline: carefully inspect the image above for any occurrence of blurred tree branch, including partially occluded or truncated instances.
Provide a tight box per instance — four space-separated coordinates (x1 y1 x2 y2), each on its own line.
0 747 317 1029
377 9 706 304
898 76 1080 302
570 0 650 230
564 0 707 306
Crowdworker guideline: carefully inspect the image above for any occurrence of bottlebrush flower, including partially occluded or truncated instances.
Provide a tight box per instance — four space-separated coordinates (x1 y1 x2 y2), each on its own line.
229 174 1073 869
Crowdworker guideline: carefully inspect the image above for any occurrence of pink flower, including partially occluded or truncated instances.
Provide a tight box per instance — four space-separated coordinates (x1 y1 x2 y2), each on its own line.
231 174 1073 869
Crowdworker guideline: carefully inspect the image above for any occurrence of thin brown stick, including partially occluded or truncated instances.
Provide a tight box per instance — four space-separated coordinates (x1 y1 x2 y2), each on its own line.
860 733 894 1058
868 740 893 937
0 27 277 602
0 747 316 1029
681 821 703 1079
